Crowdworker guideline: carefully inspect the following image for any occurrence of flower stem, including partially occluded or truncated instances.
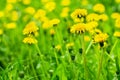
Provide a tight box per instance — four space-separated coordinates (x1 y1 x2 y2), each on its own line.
35 44 47 80
97 48 104 80
80 34 88 79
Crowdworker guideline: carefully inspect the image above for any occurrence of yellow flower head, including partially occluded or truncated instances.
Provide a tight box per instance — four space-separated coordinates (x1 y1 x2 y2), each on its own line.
115 0 120 3
99 14 108 21
0 29 3 35
86 13 100 22
90 29 102 35
114 31 120 37
24 7 36 15
70 23 86 34
5 4 13 12
11 11 19 21
61 0 71 6
34 9 46 20
71 9 87 22
81 0 89 6
42 21 51 29
66 42 74 48
115 18 120 28
50 18 60 26
111 12 120 19
85 21 98 31
23 21 39 35
0 11 4 18
23 36 37 44
60 7 70 18
22 0 31 5
84 35 90 42
93 33 108 43
50 29 55 36
7 0 17 3
5 22 16 29
44 1 56 12
55 45 61 51
93 3 105 13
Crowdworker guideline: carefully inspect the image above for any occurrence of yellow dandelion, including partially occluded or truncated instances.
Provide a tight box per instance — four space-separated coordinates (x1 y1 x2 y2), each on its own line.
11 11 19 21
71 9 87 22
34 9 46 20
42 21 51 29
0 11 4 18
24 7 36 15
84 35 90 42
5 22 16 29
115 0 120 3
61 0 71 6
115 18 120 28
60 7 70 18
114 31 120 37
5 3 13 12
50 29 55 36
86 13 100 22
111 12 120 19
55 45 61 51
22 0 31 5
23 36 37 44
7 0 17 3
66 42 74 48
44 1 56 12
99 14 108 21
23 21 39 35
93 3 105 13
50 18 60 26
93 33 108 43
85 21 98 31
0 29 3 35
70 23 86 34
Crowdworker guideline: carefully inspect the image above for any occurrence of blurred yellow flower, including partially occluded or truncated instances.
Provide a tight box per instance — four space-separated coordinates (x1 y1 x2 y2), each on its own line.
50 29 55 36
66 42 74 48
99 14 108 21
5 22 16 29
111 12 120 19
61 0 71 6
115 0 120 3
45 1 56 12
0 11 4 18
55 45 61 51
84 35 90 42
5 4 13 12
115 18 120 28
50 18 60 26
70 23 86 34
114 31 120 37
22 0 31 5
23 21 39 35
7 0 17 3
71 9 87 22
85 21 98 31
42 21 51 29
23 36 37 44
0 29 3 35
86 13 99 22
24 7 36 15
60 7 70 18
34 9 46 20
11 11 19 21
93 3 105 13
93 33 108 43
81 0 89 6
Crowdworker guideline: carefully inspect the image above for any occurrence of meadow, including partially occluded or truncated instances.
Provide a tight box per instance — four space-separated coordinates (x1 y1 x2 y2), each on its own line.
0 0 120 80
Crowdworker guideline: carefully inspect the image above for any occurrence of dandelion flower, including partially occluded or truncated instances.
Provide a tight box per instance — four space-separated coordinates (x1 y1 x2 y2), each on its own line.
114 31 120 37
93 3 105 13
71 9 87 22
70 23 86 34
23 36 37 44
23 21 39 35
